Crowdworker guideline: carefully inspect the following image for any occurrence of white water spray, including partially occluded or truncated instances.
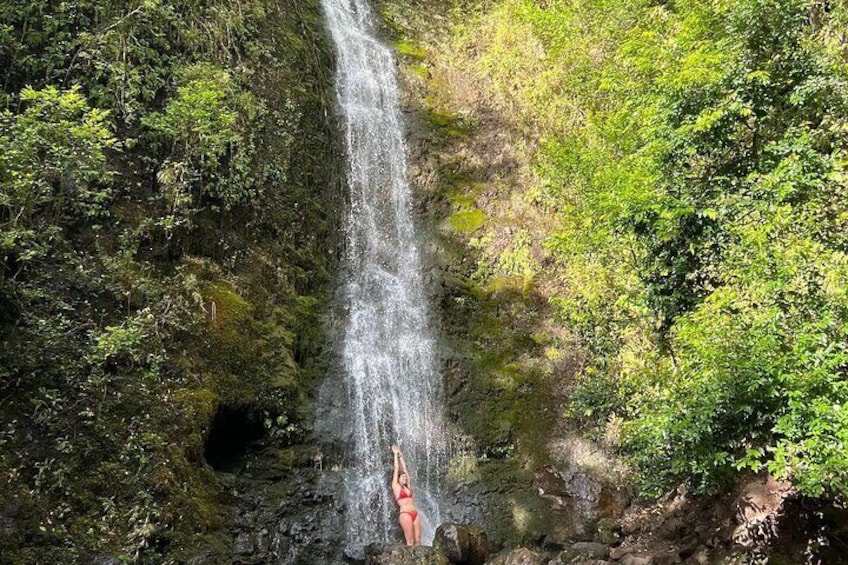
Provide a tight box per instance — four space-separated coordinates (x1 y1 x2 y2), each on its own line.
320 0 448 553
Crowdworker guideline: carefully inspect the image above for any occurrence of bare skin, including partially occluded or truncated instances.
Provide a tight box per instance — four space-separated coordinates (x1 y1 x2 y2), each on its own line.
391 444 421 546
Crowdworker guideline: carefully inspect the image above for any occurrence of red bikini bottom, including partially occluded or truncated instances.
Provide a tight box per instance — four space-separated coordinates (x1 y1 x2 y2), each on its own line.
400 510 419 523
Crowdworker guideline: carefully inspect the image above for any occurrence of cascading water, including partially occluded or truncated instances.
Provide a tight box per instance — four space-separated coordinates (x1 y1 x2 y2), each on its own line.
320 0 449 554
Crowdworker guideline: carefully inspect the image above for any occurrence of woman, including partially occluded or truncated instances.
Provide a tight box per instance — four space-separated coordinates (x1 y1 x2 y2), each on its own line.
391 444 421 546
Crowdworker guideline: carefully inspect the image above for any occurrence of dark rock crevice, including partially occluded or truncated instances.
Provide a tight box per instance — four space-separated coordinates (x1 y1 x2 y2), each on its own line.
204 405 269 473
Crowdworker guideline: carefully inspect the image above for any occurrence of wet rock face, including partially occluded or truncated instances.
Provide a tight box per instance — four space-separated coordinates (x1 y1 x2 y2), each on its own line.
230 463 347 564
439 477 490 538
365 544 450 565
434 523 488 564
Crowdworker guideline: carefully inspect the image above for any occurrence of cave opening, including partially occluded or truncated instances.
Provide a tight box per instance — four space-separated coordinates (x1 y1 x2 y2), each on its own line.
204 405 267 472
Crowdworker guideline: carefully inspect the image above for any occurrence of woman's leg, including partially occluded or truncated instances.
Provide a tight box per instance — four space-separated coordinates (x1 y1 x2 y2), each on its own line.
399 513 415 546
413 515 422 546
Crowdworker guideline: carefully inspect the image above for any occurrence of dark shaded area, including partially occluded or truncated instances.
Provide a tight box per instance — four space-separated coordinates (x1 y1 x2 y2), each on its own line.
204 406 267 472
0 0 342 562
771 497 848 563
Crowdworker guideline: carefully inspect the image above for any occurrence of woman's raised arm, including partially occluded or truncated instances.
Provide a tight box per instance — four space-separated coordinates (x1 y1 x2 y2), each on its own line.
391 444 401 495
399 450 411 488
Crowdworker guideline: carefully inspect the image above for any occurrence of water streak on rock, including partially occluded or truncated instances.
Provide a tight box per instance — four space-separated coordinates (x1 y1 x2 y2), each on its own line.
320 0 448 552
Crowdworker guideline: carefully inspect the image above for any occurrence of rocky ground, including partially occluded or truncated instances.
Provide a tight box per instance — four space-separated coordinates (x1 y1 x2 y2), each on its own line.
362 477 848 564
211 427 848 564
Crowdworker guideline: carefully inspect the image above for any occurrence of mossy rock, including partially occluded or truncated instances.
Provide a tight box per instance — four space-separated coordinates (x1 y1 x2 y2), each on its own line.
204 282 255 348
449 208 487 234
394 39 427 60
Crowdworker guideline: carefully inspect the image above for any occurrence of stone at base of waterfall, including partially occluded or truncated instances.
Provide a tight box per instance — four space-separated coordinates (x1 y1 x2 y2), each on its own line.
559 542 610 563
484 548 544 565
364 544 450 565
434 523 489 564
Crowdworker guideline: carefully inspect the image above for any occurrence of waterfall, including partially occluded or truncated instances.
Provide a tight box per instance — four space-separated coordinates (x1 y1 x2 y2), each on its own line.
320 0 449 553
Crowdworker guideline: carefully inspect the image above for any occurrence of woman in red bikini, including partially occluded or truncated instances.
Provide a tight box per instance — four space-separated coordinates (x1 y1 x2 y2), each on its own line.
391 444 421 546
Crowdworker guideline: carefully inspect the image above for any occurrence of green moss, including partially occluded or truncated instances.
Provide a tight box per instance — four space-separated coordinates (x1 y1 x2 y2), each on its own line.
484 275 525 295
424 107 472 138
448 452 481 481
205 281 254 334
394 39 427 59
173 388 218 459
410 64 429 78
174 388 218 429
438 265 560 546
448 208 486 233
428 109 456 127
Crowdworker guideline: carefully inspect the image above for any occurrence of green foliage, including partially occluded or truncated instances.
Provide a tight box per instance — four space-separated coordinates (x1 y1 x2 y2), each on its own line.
1 85 114 267
445 0 848 498
146 65 241 160
618 0 848 496
89 318 149 364
144 63 260 214
0 0 338 561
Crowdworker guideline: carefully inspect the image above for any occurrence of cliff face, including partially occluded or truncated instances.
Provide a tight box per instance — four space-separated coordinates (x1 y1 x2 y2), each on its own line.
5 0 848 563
0 1 342 562
378 0 631 551
374 0 848 563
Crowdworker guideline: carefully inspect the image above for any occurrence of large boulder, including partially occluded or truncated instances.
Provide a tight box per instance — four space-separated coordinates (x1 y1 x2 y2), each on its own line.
485 547 544 565
365 544 450 565
434 523 489 564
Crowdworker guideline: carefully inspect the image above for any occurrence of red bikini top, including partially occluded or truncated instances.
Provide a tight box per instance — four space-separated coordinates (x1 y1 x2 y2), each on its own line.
396 488 413 501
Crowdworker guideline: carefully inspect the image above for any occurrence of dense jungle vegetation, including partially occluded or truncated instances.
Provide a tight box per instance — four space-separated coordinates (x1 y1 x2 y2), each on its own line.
510 0 848 499
388 0 848 501
0 0 338 561
4 0 848 560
